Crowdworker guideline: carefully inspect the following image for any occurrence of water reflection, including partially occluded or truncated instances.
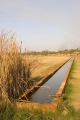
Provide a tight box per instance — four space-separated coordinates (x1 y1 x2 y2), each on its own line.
29 58 74 103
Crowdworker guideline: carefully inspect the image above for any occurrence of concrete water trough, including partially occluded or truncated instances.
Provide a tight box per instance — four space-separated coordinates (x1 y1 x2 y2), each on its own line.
17 57 74 112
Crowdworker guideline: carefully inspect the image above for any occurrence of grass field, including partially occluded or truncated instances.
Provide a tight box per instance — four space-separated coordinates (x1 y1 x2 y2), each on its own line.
31 55 70 83
1 55 80 120
14 56 80 120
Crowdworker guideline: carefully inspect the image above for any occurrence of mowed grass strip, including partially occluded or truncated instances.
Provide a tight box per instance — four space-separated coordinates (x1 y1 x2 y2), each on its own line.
67 56 80 111
61 56 80 119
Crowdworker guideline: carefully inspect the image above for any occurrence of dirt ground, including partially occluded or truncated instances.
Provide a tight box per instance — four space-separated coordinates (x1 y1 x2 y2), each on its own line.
68 55 80 111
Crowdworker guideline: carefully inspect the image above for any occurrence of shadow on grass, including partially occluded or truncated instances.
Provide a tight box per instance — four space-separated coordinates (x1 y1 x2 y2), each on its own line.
0 101 17 120
31 76 43 84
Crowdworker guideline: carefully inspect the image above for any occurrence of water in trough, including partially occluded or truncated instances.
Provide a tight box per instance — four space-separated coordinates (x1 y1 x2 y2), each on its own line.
29 58 74 103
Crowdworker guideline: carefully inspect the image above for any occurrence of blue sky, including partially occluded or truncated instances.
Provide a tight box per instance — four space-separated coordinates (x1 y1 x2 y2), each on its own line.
0 0 80 51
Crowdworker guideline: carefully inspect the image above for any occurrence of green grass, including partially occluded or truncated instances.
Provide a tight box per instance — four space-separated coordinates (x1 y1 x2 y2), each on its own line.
12 107 80 120
1 102 76 120
12 107 66 120
0 101 16 120
62 58 80 120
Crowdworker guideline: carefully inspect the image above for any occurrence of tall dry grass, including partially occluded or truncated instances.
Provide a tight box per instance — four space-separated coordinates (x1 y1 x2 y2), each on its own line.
0 30 35 101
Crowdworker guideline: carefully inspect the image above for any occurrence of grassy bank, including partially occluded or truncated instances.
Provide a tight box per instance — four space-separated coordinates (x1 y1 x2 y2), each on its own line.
0 105 76 120
5 57 80 120
31 56 70 83
62 57 80 119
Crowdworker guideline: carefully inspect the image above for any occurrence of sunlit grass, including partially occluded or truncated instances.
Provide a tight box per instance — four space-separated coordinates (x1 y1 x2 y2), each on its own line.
0 30 36 101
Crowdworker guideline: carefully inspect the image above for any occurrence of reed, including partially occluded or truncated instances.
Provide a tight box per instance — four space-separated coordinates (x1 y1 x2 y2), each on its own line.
0 30 34 101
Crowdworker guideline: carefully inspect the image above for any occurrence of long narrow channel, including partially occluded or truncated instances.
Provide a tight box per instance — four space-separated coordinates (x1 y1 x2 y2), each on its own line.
29 58 74 103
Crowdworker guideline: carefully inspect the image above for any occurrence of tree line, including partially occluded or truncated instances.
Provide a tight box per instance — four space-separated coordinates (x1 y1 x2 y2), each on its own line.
25 48 80 55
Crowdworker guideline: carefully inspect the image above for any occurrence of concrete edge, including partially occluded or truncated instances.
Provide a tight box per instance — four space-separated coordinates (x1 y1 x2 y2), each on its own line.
16 57 74 112
18 58 71 100
51 57 74 111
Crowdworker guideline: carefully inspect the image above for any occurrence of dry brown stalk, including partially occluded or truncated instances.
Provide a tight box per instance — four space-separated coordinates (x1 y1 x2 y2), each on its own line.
0 30 36 101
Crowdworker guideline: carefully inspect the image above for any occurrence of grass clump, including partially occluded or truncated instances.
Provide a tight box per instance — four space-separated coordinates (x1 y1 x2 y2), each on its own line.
12 107 79 120
0 30 35 101
0 101 16 120
13 108 56 120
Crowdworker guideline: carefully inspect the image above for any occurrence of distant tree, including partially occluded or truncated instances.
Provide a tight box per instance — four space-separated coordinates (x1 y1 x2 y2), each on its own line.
41 50 49 55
